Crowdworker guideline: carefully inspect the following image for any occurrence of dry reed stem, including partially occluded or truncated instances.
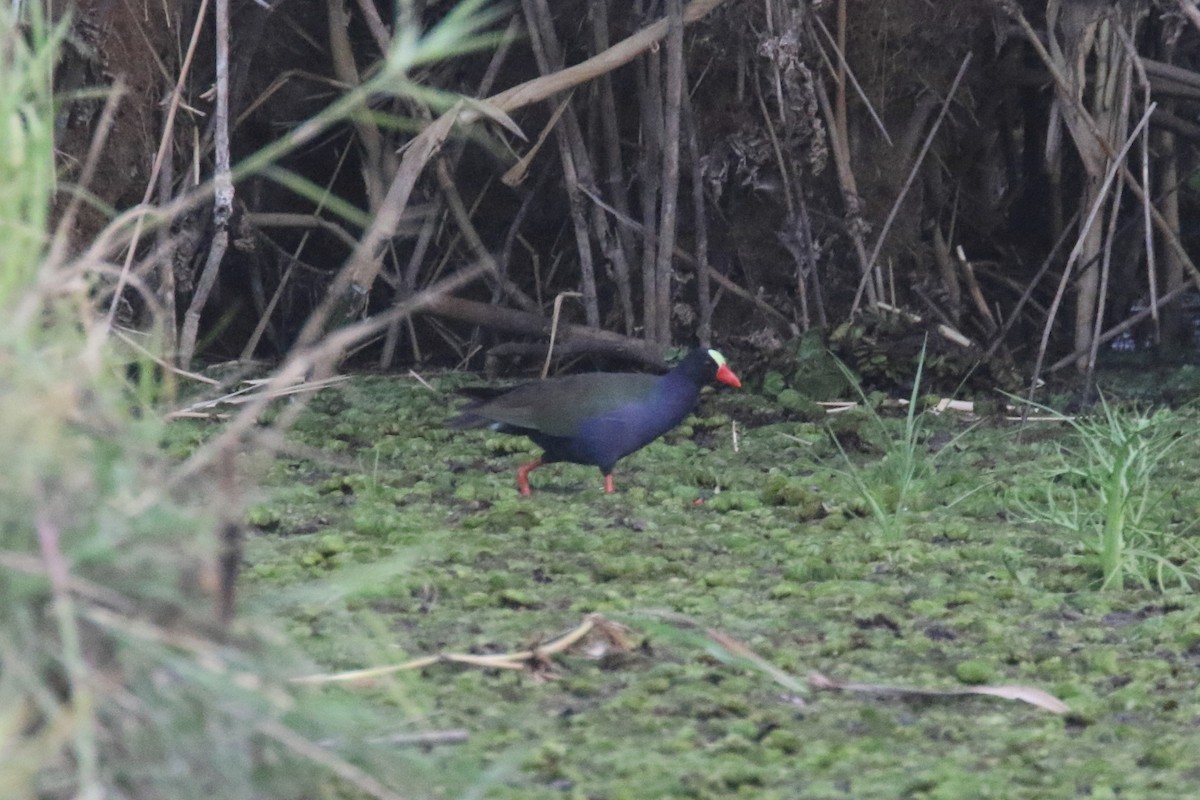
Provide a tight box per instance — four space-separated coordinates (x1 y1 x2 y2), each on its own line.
177 0 234 367
255 719 411 800
0 552 137 613
480 0 729 119
811 73 877 308
851 53 973 315
1026 104 1154 399
501 92 572 186
575 184 796 333
1085 71 1134 385
303 0 731 348
45 83 124 271
807 672 1070 714
99 0 208 346
114 330 221 386
1118 24 1161 341
752 62 795 217
1047 279 1197 373
522 0 603 328
651 0 685 346
542 291 583 378
434 159 539 313
243 143 360 360
683 84 715 339
1006 3 1200 302
173 262 490 485
704 627 1068 713
955 246 998 334
290 613 628 686
36 505 99 790
810 12 892 146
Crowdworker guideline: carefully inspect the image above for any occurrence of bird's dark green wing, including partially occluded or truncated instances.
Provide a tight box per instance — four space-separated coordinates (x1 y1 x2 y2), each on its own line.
469 373 660 436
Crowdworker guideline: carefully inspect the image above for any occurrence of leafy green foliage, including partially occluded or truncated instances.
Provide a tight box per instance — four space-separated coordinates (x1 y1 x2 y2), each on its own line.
1011 394 1199 591
0 8 63 307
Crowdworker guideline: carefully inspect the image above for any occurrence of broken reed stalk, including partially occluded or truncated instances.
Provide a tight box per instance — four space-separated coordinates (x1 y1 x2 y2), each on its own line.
1085 68 1134 387
295 0 732 352
542 291 582 378
851 52 973 316
291 614 626 685
589 0 638 336
955 246 998 335
93 0 206 364
1026 103 1153 402
811 72 878 309
652 0 685 348
932 226 963 323
435 159 539 314
637 10 665 345
241 137 356 360
682 83 714 343
1005 2 1200 332
521 0 601 327
177 0 234 368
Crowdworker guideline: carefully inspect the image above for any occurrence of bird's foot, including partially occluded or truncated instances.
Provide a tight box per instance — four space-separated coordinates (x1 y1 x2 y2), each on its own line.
516 458 542 496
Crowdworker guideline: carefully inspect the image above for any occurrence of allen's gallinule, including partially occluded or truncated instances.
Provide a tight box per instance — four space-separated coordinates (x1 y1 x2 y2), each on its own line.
450 348 741 495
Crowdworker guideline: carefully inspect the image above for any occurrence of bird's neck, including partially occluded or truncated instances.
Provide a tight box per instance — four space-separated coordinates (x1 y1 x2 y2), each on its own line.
655 372 703 420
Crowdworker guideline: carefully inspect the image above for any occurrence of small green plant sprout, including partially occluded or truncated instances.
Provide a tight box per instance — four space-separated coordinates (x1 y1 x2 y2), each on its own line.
1011 393 1198 592
826 337 975 539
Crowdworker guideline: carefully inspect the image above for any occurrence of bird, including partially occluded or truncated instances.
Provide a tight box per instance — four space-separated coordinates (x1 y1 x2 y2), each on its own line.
449 348 741 495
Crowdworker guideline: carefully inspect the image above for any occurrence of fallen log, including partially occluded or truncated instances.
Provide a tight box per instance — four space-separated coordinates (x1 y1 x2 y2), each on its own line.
420 295 667 368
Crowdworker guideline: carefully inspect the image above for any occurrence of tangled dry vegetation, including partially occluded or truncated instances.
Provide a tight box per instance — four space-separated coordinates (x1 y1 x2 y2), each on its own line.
49 0 1200 386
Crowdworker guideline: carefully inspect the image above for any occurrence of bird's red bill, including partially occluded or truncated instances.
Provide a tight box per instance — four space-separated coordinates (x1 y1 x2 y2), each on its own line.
715 363 741 388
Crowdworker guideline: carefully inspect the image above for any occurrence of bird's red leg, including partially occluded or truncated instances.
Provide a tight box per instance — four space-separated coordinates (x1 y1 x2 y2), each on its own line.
516 458 542 496
603 474 615 493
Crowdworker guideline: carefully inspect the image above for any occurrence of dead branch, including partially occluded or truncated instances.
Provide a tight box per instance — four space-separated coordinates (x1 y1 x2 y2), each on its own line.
651 0 686 347
290 614 631 685
419 295 665 367
178 0 234 368
298 0 732 352
521 0 601 327
852 53 973 314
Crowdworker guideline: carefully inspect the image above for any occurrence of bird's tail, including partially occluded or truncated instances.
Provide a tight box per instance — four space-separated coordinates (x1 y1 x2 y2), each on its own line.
446 386 511 429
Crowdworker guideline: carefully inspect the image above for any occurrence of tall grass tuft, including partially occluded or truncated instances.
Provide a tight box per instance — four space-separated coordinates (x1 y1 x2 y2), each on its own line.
0 2 497 797
0 9 61 304
1012 394 1197 591
827 339 964 539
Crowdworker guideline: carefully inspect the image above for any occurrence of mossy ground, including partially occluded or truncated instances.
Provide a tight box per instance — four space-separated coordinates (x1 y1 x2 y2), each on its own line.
188 370 1200 799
